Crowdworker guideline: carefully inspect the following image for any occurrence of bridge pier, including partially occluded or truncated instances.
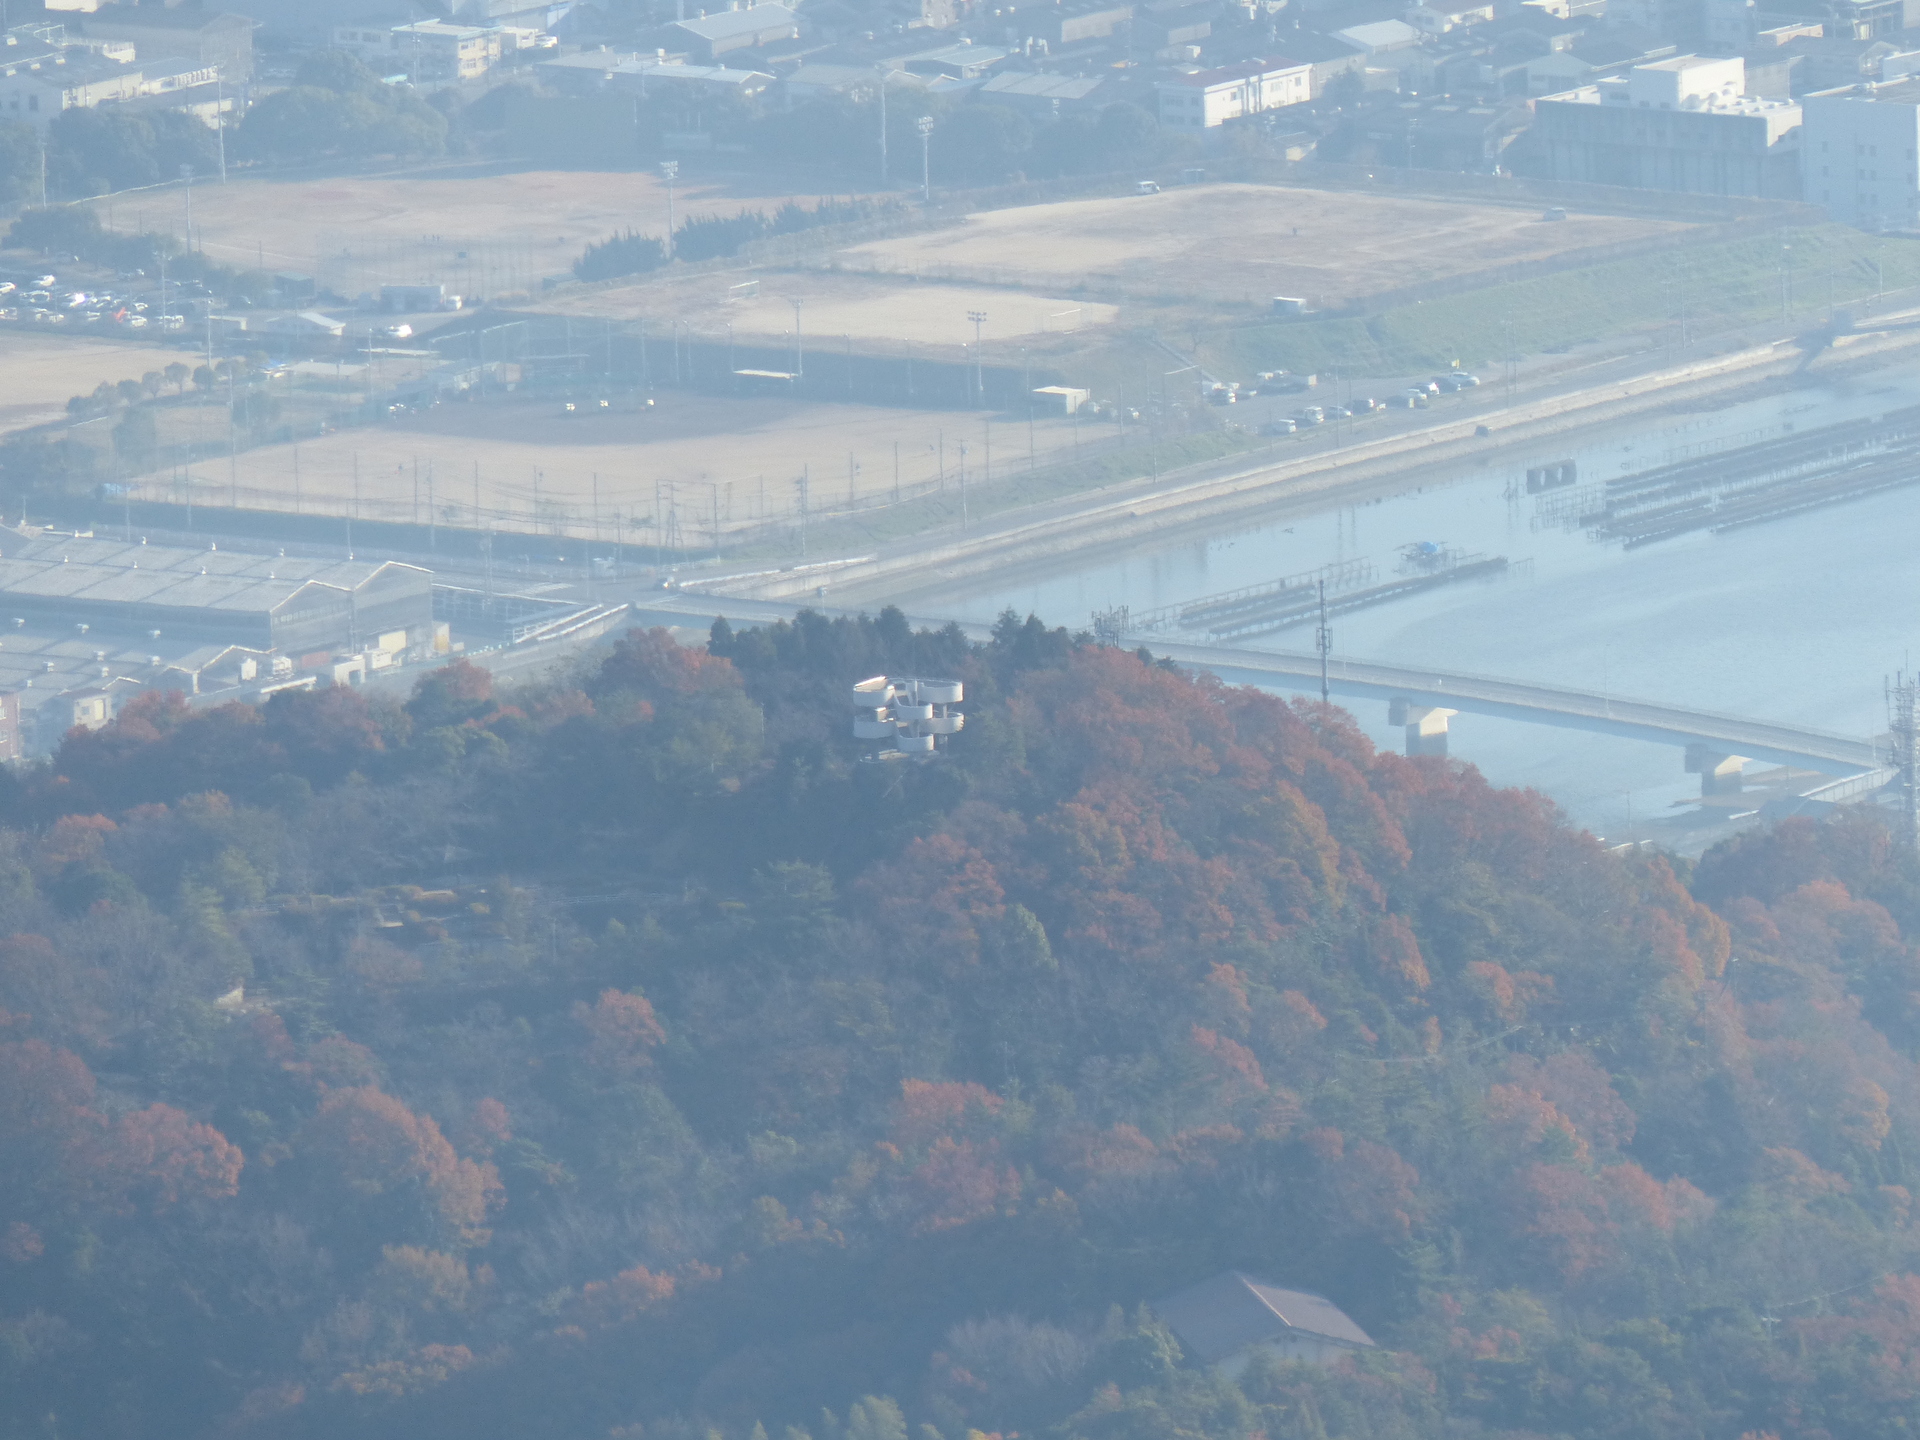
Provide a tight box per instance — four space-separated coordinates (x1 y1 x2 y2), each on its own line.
1390 698 1458 758
1685 743 1750 796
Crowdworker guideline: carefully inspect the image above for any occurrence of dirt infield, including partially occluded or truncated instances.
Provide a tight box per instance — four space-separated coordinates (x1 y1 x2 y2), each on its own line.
0 333 193 434
126 390 1093 536
838 183 1699 307
540 269 1116 347
92 168 851 302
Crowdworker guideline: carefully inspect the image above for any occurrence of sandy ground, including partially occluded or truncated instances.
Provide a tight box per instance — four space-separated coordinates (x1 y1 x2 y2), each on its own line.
0 332 196 433
539 267 1116 347
838 183 1698 307
124 390 1098 536
91 168 859 302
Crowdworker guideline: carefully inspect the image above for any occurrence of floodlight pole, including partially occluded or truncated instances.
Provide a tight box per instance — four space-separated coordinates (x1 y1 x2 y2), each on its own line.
968 309 986 406
791 297 804 378
917 115 933 203
878 67 889 184
1316 580 1331 703
660 159 679 260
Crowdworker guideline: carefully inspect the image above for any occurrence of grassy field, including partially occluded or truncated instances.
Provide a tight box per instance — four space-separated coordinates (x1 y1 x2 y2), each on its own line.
1202 224 1920 381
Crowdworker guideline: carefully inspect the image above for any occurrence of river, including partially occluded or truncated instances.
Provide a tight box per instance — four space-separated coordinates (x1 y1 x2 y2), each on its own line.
919 357 1920 842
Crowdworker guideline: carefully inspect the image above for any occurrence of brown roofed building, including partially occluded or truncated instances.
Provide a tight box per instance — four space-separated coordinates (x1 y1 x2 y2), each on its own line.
1152 1271 1376 1376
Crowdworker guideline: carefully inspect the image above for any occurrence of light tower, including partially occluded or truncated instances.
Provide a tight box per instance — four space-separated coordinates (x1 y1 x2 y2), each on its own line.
1889 671 1919 849
917 115 934 203
967 309 986 406
660 159 679 260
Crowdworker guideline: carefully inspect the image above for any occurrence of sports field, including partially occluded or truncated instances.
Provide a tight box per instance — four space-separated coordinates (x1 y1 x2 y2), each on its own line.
0 332 191 433
90 167 850 302
122 390 1095 538
838 183 1699 307
539 269 1116 346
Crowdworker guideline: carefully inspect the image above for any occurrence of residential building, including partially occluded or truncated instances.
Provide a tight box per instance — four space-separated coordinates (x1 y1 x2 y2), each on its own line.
0 51 131 121
896 42 1007 79
1052 4 1136 44
781 62 928 101
1157 55 1311 129
1407 3 1496 36
1272 30 1368 96
1351 92 1533 167
74 5 254 85
615 58 774 99
261 310 348 338
1533 54 1804 196
1332 18 1424 54
32 686 113 754
1802 79 1920 227
1154 1273 1377 1378
389 20 504 81
668 4 798 62
976 69 1112 111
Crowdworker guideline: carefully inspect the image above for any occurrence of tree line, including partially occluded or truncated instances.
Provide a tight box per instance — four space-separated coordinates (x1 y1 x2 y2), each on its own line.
0 608 1917 1439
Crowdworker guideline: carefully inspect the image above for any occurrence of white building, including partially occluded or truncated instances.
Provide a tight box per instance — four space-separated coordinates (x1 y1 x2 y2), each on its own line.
1534 56 1804 198
1625 53 1744 107
1803 80 1920 228
1157 56 1310 130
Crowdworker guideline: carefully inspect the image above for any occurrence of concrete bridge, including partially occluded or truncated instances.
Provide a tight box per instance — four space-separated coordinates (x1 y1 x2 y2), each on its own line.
1149 639 1882 791
637 595 1885 796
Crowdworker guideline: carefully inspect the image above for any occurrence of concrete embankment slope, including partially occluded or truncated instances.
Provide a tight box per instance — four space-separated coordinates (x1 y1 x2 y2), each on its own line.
690 319 1920 611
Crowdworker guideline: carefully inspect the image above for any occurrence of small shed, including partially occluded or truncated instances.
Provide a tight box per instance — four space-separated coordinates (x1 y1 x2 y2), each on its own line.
1153 1271 1375 1377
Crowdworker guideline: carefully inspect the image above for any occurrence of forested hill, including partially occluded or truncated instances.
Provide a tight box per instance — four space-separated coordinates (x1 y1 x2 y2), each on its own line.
3 609 1920 1440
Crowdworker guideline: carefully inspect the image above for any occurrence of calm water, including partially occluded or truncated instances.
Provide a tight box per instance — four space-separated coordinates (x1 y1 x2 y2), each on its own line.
926 362 1920 839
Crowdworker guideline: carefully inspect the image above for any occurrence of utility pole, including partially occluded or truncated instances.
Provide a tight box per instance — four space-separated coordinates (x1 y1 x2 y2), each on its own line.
877 66 889 184
1890 672 1919 850
181 164 194 253
660 160 679 260
1315 579 1331 704
917 115 933 203
791 297 804 378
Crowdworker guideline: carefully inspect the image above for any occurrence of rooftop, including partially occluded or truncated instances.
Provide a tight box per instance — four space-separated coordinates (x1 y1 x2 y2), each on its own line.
80 5 253 31
1163 55 1307 87
618 59 774 82
978 69 1105 99
1333 18 1423 51
1154 1272 1375 1366
0 534 419 621
670 4 797 42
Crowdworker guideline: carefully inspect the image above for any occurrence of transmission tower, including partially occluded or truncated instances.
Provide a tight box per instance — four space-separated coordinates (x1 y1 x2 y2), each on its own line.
1889 671 1919 849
